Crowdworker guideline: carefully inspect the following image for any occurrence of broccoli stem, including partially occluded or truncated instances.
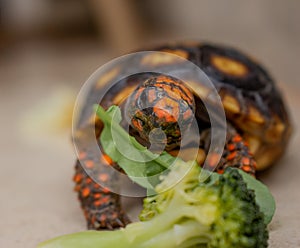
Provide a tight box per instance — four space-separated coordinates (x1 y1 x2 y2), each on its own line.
139 220 210 248
38 219 210 248
38 194 211 248
37 230 130 248
124 192 188 241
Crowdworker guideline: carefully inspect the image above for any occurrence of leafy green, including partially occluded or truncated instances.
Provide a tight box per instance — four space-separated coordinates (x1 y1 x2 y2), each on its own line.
239 170 276 224
95 105 176 189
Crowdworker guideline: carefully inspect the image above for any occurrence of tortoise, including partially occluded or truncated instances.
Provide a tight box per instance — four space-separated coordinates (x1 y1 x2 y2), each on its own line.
73 42 292 230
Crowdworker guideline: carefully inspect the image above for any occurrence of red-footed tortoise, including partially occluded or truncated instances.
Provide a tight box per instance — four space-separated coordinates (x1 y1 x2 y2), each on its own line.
73 42 292 230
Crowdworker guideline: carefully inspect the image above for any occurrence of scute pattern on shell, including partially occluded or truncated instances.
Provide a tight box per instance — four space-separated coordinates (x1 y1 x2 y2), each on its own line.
154 43 291 169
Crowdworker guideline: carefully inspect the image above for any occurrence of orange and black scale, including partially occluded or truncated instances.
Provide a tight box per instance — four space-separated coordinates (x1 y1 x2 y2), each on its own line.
207 133 256 176
74 151 130 230
128 75 195 149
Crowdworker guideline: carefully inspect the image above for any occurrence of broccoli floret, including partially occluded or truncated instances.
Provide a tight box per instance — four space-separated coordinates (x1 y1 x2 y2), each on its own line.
139 161 268 248
38 161 268 248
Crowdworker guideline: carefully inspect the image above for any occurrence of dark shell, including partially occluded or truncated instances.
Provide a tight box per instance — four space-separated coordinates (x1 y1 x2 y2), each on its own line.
155 43 292 169
76 42 292 169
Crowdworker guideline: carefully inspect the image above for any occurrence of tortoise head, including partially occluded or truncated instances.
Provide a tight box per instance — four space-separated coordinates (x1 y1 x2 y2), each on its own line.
126 75 196 150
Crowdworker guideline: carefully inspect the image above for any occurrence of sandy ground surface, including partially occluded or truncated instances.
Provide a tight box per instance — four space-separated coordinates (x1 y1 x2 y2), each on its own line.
1 41 299 248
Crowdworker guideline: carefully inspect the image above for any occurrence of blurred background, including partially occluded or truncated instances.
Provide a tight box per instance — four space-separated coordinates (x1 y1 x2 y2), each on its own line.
1 1 299 247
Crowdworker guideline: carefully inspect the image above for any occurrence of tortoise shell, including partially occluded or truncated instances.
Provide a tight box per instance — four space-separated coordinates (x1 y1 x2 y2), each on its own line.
76 42 292 170
155 43 292 169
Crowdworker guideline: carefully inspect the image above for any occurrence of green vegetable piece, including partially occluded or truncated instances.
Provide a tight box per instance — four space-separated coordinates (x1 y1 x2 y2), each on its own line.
39 105 274 247
37 230 129 248
39 162 270 248
238 169 276 225
95 105 176 189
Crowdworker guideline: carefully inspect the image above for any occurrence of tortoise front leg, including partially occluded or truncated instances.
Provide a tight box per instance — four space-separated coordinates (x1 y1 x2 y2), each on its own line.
218 132 256 175
202 128 257 176
74 160 130 230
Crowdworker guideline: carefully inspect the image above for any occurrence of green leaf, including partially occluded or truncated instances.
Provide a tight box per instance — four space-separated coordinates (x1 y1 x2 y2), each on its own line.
95 105 177 189
238 169 276 225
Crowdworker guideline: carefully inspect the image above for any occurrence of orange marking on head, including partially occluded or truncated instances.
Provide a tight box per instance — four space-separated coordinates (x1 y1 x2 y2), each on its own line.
169 87 188 104
164 84 173 94
168 80 194 105
164 96 175 106
153 107 166 119
154 82 164 89
156 76 175 84
81 187 90 198
172 87 182 97
132 119 143 132
164 113 176 123
217 169 224 174
154 98 179 122
155 98 167 109
166 98 180 120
